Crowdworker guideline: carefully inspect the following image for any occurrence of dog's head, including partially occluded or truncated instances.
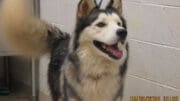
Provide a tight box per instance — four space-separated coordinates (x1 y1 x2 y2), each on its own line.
74 0 128 62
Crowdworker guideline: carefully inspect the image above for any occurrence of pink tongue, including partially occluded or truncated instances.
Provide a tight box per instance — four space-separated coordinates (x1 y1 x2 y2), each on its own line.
106 46 123 59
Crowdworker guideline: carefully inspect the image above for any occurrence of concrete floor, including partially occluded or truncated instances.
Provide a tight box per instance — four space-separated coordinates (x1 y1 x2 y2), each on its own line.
0 92 31 101
0 80 51 101
0 89 50 101
0 97 30 101
0 82 33 101
0 88 31 101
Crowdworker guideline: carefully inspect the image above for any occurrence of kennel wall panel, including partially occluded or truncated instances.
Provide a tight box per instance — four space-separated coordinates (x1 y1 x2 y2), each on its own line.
126 0 180 6
123 76 180 101
128 39 180 89
123 0 180 99
123 1 180 48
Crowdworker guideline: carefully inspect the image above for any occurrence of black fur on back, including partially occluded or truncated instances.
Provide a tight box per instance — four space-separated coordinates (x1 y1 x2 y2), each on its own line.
48 30 70 101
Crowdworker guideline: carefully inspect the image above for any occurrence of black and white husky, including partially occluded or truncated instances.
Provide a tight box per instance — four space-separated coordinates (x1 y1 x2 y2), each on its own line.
1 0 128 101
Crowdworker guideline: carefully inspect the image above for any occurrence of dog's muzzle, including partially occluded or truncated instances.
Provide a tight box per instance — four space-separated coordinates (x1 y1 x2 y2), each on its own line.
116 29 127 43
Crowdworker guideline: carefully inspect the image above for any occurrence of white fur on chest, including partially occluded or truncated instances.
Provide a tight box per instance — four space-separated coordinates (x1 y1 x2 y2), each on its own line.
65 63 122 101
64 46 125 101
79 73 121 101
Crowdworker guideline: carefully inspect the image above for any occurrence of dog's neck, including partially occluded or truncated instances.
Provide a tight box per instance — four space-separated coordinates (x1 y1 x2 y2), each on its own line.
75 45 120 79
66 47 123 101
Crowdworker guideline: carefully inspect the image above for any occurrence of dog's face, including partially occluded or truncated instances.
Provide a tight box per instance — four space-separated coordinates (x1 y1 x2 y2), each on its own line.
74 0 127 62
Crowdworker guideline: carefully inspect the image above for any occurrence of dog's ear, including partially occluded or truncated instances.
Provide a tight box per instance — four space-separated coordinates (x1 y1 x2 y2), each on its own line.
106 0 123 15
77 0 97 20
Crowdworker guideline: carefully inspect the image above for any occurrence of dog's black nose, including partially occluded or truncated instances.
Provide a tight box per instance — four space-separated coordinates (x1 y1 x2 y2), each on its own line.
116 29 127 40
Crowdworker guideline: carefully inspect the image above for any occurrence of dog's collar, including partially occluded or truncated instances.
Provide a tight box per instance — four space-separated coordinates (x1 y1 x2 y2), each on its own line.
98 0 103 8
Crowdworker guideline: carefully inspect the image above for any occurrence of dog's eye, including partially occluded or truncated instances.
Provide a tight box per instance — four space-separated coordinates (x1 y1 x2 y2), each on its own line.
96 22 106 28
117 22 121 26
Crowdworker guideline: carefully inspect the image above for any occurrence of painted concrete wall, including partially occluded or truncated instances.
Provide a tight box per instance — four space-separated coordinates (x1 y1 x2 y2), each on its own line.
40 0 180 100
123 0 180 100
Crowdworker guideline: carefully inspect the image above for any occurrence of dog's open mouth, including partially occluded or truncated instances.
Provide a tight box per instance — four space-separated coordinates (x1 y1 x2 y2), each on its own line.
93 40 123 60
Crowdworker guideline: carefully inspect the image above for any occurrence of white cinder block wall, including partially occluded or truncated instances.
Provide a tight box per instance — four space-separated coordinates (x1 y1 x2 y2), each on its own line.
123 0 180 100
39 0 180 100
